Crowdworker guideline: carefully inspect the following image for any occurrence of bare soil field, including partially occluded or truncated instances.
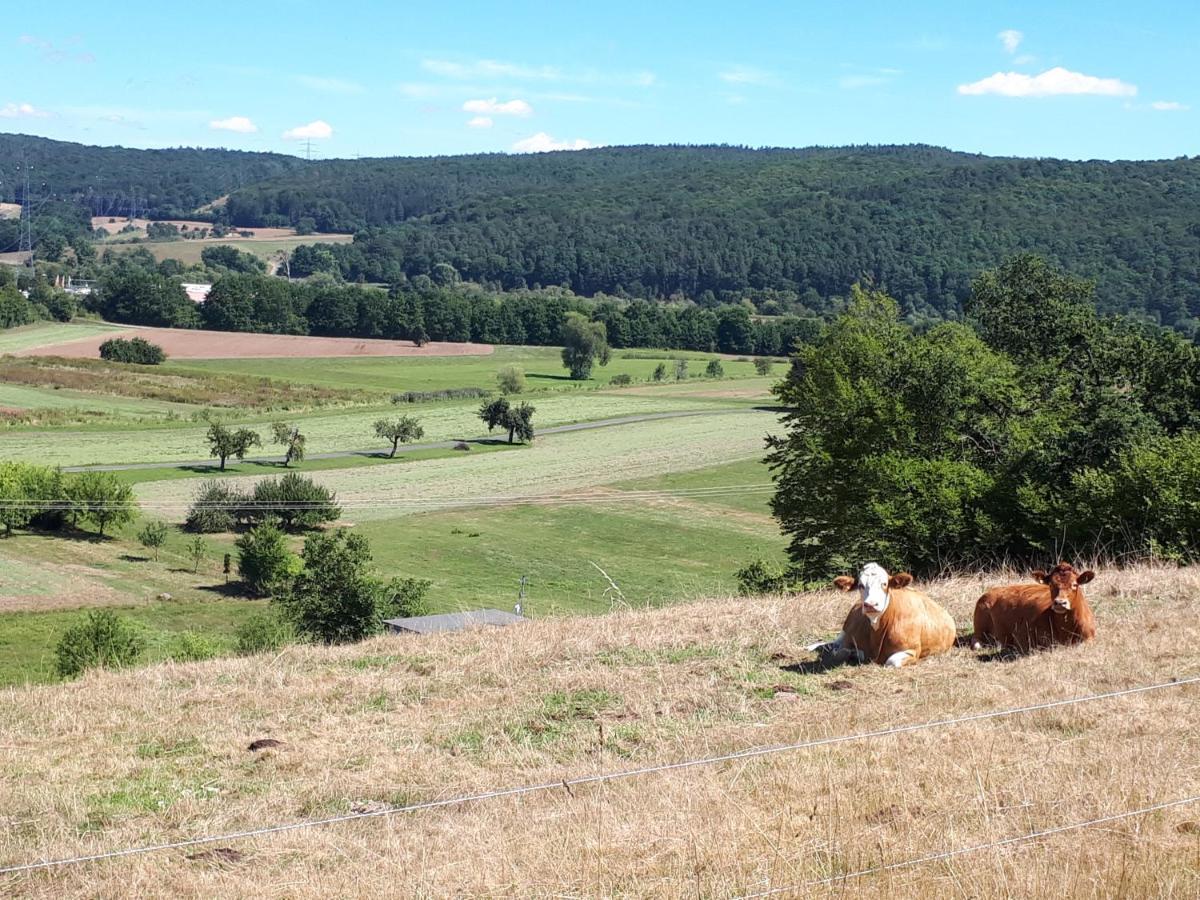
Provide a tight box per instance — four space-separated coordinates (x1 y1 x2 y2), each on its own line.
0 566 1196 897
0 202 21 219
14 326 495 360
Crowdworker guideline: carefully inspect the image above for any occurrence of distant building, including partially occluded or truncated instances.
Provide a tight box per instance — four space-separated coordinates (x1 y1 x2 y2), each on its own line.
383 608 528 636
182 283 213 303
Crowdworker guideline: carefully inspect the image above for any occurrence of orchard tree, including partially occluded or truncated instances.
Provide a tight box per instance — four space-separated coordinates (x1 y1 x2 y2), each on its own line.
271 421 307 467
68 472 135 537
560 312 611 380
207 423 261 471
138 520 169 561
374 416 424 458
479 397 510 433
477 397 534 443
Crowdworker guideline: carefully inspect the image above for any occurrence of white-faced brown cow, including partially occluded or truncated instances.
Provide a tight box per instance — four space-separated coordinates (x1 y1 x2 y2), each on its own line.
808 562 956 667
972 562 1096 653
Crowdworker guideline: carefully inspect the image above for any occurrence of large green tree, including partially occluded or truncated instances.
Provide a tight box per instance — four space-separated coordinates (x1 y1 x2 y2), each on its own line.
560 312 611 380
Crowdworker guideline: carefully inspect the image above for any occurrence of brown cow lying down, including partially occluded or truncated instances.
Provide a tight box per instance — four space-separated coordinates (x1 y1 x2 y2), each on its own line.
807 563 956 667
972 562 1096 653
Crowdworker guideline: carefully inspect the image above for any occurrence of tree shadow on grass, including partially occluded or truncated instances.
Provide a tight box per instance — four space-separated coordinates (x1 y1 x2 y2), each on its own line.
27 525 114 544
526 373 576 382
196 581 252 599
119 554 150 563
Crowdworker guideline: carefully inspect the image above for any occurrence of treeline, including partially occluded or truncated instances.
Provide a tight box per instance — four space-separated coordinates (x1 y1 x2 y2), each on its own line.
0 133 308 219
768 255 1200 582
87 267 819 356
220 145 1200 330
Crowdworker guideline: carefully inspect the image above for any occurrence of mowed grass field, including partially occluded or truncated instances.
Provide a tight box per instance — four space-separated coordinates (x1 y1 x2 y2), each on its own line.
0 568 1196 897
103 234 355 265
0 449 781 686
0 321 123 354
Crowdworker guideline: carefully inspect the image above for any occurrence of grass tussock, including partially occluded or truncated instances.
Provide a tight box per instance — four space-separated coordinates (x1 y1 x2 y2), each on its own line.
0 564 1198 897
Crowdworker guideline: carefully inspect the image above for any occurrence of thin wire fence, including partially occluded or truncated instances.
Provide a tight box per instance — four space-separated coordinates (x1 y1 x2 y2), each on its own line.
1 675 1194 878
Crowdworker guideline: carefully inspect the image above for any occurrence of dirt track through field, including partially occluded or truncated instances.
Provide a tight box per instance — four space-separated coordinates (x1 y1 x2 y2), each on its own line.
15 326 494 360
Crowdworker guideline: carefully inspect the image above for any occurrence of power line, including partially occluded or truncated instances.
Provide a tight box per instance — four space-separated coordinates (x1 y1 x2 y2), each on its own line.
1 675 1194 877
735 794 1200 898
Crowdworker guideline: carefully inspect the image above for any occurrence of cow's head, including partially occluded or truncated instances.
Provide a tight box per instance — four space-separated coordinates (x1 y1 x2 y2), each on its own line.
833 562 913 624
1033 562 1095 615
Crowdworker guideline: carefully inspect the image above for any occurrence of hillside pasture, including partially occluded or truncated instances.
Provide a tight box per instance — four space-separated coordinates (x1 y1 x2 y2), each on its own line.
131 410 774 520
102 234 355 265
0 393 748 468
14 325 493 361
0 567 1195 897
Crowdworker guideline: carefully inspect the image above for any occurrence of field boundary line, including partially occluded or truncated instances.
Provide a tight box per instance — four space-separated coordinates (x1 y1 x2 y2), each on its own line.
1 675 1195 877
735 794 1200 897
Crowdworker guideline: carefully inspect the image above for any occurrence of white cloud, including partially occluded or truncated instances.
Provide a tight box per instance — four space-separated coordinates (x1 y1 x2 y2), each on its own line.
0 101 50 118
957 66 1136 98
719 65 776 86
467 116 493 128
998 29 1024 54
282 119 334 140
511 132 598 153
1151 100 1189 111
463 97 533 117
296 75 365 94
209 115 257 133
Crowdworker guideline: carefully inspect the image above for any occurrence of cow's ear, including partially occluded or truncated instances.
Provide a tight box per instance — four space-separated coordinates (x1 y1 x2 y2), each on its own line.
1077 570 1095 585
833 576 856 592
1032 569 1049 584
889 572 913 589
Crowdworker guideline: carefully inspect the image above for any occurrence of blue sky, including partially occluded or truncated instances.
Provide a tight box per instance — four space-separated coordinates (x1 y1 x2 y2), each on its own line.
1 1 1196 160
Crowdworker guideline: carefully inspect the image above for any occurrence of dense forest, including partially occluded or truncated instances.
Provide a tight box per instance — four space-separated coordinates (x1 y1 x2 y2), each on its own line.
220 145 1200 328
0 133 307 219
3 134 1200 330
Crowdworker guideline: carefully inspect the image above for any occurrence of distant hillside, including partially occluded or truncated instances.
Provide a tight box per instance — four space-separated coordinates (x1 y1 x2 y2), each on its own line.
223 145 1200 327
0 133 309 219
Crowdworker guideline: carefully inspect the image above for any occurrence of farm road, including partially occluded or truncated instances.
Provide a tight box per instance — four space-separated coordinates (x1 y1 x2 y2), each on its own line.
65 408 769 473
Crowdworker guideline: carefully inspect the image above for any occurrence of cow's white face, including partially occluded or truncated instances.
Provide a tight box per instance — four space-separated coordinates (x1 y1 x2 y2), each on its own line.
858 562 892 622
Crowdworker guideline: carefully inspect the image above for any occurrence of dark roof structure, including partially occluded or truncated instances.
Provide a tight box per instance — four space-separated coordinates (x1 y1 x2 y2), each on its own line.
383 608 528 635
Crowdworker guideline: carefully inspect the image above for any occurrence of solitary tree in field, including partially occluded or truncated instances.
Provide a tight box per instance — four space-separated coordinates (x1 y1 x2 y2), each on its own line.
705 359 725 378
652 362 667 382
207 423 262 471
271 421 307 467
479 398 535 444
754 357 774 376
374 416 425 458
138 520 169 561
674 358 689 381
560 312 611 380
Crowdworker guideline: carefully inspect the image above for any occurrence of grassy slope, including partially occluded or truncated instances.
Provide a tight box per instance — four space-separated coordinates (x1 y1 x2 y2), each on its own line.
102 234 355 265
0 321 123 353
0 568 1196 898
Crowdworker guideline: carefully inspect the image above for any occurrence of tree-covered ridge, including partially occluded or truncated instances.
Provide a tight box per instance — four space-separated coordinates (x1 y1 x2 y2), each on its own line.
0 133 308 219
223 145 1200 329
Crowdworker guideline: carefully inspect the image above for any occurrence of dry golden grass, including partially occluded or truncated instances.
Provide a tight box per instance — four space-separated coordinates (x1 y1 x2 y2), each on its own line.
1 565 1198 898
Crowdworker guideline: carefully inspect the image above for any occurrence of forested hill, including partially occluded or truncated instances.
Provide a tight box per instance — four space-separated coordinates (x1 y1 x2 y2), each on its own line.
0 133 308 219
223 145 1200 327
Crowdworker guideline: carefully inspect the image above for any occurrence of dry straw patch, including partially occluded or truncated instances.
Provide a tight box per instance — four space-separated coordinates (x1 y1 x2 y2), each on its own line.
1 565 1198 897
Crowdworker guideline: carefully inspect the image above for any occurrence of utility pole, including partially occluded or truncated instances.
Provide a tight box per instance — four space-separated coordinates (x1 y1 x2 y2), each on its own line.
515 575 528 617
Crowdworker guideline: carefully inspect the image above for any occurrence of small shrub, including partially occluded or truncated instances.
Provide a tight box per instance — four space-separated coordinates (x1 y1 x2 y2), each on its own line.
496 366 525 395
98 337 166 365
54 610 145 679
185 480 245 533
735 558 793 595
236 519 301 597
674 358 689 381
652 362 667 382
166 631 221 663
137 520 169 561
705 359 725 378
391 387 488 404
753 357 774 376
235 612 295 655
609 373 633 386
247 473 340 530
